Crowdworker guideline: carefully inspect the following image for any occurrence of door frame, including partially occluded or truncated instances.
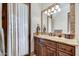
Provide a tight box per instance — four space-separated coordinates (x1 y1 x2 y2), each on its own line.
28 3 31 56
24 3 31 56
23 3 31 56
2 3 7 56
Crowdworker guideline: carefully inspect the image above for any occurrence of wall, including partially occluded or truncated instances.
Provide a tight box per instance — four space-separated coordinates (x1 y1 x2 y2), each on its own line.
75 3 79 44
41 3 53 11
75 3 79 56
31 3 41 52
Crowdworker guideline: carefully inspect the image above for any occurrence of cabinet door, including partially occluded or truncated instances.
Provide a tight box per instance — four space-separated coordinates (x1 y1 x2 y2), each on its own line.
38 44 43 56
39 42 47 56
34 37 39 55
46 46 56 56
58 43 75 56
39 39 46 56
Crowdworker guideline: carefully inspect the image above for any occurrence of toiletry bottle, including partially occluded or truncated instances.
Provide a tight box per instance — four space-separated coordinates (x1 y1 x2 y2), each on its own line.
43 25 46 34
36 24 40 35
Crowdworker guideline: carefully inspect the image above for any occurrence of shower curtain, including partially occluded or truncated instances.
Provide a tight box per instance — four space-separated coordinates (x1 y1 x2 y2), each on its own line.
8 3 29 56
0 3 5 56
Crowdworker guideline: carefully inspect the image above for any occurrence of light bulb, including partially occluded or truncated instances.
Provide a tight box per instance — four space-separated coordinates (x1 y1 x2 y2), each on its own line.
53 10 56 13
58 8 61 12
55 5 59 9
51 7 54 11
48 13 50 16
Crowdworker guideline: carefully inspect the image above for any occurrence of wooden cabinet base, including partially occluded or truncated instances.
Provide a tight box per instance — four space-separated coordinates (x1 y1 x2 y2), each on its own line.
34 36 75 56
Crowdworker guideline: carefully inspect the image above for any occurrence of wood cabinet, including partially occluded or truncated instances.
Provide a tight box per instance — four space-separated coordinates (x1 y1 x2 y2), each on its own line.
34 37 39 56
57 51 70 56
57 43 75 56
46 46 56 56
34 36 75 56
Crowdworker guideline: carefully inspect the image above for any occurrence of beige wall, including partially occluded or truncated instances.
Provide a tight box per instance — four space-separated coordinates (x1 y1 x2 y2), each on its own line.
75 3 79 56
31 3 41 52
41 3 53 11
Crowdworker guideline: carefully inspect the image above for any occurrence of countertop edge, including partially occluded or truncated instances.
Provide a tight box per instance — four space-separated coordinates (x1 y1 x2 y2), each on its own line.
34 35 79 46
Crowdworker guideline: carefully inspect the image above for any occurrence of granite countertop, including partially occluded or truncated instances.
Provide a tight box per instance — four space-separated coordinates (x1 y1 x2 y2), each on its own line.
34 34 79 46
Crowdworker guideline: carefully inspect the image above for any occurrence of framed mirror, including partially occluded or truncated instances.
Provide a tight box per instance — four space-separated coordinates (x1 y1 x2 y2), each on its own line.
41 3 75 38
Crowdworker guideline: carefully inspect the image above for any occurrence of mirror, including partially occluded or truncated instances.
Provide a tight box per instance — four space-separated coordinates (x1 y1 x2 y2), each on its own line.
42 11 48 32
41 3 75 38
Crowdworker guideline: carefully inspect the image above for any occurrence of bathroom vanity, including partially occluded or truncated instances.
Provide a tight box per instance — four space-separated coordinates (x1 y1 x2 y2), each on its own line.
33 3 79 56
34 34 78 56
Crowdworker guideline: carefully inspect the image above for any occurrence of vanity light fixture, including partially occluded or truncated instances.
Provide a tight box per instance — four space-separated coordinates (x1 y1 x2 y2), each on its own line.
44 4 61 16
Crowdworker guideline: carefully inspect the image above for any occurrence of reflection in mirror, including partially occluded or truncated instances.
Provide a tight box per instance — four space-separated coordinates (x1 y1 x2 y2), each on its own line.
42 12 47 32
47 15 52 33
52 4 69 33
41 3 75 39
42 3 70 33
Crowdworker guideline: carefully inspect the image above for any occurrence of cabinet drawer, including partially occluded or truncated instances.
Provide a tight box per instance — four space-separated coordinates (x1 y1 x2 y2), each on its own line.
45 40 57 49
58 43 75 55
58 51 70 56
